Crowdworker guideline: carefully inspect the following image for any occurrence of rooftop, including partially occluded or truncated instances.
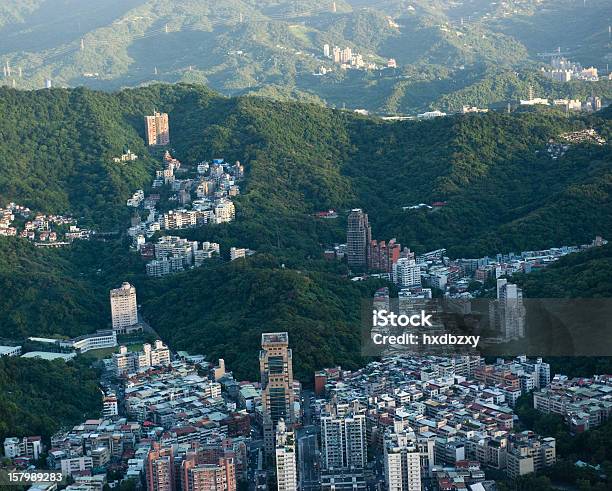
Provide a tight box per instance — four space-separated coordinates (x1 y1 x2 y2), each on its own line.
261 332 289 345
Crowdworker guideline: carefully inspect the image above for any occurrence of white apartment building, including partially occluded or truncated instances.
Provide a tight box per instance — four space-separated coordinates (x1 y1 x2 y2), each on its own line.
112 341 171 377
275 419 298 491
103 394 119 418
61 456 94 476
214 200 235 223
384 430 422 491
230 247 247 261
59 330 117 353
393 258 422 288
3 436 42 460
146 258 183 277
0 345 22 357
110 283 138 333
163 209 197 229
320 413 367 471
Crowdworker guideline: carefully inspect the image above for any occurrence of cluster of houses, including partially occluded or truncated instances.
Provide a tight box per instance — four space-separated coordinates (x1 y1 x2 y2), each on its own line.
0 202 90 246
126 152 253 276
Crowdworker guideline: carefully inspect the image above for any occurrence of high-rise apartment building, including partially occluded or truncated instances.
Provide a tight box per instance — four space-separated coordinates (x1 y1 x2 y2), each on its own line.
368 239 401 272
393 258 421 288
320 410 367 471
146 443 175 491
384 430 422 491
320 408 367 489
260 332 295 455
110 282 138 333
275 419 298 491
346 209 371 268
181 451 236 491
491 279 525 341
145 112 170 146
332 46 341 63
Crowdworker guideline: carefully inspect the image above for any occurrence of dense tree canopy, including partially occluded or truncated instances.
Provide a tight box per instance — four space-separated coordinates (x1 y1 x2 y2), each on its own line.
0 357 101 443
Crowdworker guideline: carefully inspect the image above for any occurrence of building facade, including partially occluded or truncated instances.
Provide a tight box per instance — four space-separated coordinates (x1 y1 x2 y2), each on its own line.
260 333 295 455
384 430 422 491
275 419 298 491
145 112 170 146
110 282 138 333
346 209 371 268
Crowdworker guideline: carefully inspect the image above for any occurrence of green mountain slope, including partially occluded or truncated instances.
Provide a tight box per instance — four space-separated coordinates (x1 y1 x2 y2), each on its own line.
516 243 612 298
493 0 612 66
1 83 610 256
0 87 158 227
0 357 101 442
0 83 610 380
1 0 609 114
140 255 381 380
0 239 107 339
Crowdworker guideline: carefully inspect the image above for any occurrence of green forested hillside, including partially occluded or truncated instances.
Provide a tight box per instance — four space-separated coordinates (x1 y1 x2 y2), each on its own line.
515 244 612 299
1 83 610 256
0 239 107 339
0 83 610 380
0 238 146 339
0 87 157 227
140 254 382 380
0 0 610 114
0 357 101 442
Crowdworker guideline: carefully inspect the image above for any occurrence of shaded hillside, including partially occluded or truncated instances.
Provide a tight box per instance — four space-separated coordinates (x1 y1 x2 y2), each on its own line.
0 87 158 227
0 83 610 380
0 357 101 442
139 254 381 381
515 243 612 299
0 239 107 339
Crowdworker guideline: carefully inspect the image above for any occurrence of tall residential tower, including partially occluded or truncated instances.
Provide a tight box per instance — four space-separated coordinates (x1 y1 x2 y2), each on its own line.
384 430 422 491
260 332 295 455
145 112 170 146
346 209 371 268
275 419 298 491
110 282 138 333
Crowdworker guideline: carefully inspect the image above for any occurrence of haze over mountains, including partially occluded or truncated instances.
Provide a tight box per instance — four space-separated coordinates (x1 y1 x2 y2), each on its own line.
0 0 610 113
